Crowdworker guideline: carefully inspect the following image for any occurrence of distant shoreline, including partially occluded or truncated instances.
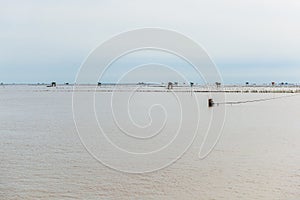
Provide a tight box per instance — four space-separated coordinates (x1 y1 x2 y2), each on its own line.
1 84 300 93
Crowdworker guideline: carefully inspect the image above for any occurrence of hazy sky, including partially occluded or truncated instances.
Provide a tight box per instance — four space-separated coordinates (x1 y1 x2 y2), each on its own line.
0 0 299 84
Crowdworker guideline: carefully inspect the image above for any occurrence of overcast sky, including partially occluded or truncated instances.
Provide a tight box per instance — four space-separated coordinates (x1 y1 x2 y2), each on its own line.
0 0 299 84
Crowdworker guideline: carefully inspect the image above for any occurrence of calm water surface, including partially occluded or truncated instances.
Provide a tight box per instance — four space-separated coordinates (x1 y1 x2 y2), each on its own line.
1 86 299 199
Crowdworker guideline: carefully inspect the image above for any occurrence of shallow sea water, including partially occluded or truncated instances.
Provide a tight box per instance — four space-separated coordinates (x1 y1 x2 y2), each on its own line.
0 86 299 199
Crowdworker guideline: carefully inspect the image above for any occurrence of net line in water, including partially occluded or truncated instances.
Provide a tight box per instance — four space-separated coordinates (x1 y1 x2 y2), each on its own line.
214 93 299 106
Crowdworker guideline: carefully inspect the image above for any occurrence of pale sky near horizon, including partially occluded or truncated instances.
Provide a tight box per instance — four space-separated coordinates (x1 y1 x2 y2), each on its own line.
0 0 299 84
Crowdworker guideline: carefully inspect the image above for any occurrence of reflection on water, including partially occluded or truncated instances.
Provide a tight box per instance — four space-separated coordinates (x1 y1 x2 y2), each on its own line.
0 86 299 199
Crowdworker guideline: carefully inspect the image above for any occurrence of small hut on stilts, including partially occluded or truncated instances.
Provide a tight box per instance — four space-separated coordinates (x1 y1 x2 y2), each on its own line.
167 82 173 90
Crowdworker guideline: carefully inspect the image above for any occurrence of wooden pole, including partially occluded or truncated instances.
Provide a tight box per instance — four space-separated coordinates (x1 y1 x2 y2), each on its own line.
208 98 214 107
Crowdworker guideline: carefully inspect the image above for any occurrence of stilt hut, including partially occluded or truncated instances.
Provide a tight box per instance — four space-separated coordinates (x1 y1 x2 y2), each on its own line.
167 82 173 90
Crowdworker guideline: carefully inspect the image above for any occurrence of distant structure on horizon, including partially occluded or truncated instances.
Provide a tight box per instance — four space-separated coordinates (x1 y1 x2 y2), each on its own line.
47 82 56 87
167 82 173 89
272 82 275 86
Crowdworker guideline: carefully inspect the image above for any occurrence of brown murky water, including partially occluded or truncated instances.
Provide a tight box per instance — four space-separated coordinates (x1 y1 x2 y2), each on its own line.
1 86 299 199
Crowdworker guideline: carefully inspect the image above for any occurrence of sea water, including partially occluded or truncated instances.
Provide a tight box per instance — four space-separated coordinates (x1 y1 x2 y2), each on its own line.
0 85 299 199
